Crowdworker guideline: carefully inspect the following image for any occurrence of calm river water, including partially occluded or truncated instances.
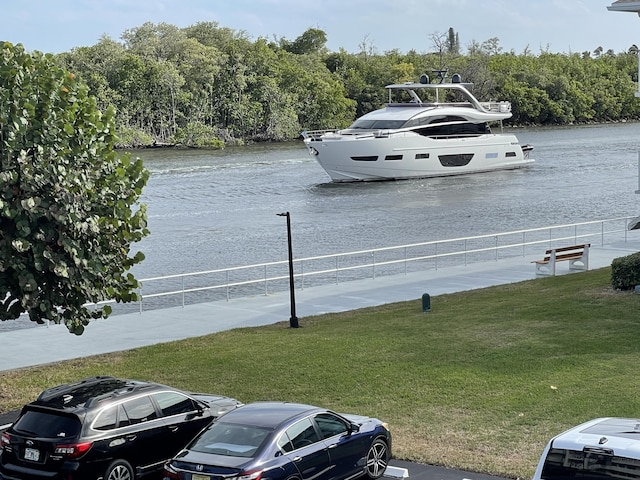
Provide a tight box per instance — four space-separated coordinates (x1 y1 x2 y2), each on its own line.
132 122 640 279
3 122 640 331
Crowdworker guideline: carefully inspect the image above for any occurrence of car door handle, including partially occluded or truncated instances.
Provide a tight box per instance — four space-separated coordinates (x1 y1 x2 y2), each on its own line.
293 456 302 462
327 443 337 449
169 425 179 432
126 434 137 441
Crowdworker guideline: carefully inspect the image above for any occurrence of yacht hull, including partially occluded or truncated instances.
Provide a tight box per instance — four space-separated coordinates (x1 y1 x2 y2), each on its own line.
304 131 534 182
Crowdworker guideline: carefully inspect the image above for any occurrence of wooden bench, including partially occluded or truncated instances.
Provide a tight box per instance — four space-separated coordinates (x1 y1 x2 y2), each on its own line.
533 244 590 276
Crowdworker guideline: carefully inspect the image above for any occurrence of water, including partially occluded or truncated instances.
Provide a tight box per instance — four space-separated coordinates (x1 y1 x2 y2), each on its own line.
133 122 640 278
3 123 640 330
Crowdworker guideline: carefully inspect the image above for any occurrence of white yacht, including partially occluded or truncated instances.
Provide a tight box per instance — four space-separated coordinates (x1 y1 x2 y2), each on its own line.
302 72 534 182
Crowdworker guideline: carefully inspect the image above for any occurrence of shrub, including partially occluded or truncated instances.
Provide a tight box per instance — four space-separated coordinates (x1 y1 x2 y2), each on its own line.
611 252 640 290
115 125 154 148
171 121 225 148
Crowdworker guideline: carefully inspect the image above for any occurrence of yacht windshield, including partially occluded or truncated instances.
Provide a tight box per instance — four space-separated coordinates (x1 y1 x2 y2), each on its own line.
347 119 406 130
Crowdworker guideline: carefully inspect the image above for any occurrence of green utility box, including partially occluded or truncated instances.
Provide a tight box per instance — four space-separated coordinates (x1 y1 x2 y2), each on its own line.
422 293 431 312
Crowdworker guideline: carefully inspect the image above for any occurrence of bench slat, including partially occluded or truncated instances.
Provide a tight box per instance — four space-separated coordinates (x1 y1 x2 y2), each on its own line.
548 244 589 253
535 253 585 264
541 244 589 256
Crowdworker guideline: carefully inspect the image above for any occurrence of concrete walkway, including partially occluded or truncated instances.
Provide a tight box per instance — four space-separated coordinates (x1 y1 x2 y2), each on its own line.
1 236 639 372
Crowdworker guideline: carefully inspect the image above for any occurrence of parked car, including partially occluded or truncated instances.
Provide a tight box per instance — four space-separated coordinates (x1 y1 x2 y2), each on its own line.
162 401 392 480
532 417 640 479
0 375 242 480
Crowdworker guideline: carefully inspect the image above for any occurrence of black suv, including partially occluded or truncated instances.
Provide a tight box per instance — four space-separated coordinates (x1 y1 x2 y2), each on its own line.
0 376 241 480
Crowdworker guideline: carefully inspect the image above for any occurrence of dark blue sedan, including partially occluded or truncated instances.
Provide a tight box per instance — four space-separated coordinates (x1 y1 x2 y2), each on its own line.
162 401 392 480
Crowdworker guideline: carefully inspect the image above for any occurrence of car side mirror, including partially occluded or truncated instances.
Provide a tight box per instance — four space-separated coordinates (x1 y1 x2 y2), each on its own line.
186 407 205 420
349 422 360 434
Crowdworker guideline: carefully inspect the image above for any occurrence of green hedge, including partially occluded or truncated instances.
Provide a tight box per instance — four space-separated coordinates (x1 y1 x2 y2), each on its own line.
611 252 640 290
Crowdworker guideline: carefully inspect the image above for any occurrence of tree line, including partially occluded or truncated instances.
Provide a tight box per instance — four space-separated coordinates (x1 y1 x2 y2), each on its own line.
49 22 640 148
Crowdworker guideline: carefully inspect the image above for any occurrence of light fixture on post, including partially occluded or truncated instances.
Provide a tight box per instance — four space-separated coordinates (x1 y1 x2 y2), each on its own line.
277 212 299 328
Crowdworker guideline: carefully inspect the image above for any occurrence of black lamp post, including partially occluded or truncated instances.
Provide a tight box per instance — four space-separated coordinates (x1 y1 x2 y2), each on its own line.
277 212 299 328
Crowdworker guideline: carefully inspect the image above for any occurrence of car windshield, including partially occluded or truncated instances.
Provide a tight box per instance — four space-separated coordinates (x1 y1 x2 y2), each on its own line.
190 422 270 458
12 410 81 439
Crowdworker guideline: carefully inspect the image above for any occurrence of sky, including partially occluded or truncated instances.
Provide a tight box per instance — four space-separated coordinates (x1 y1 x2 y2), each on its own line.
3 0 640 56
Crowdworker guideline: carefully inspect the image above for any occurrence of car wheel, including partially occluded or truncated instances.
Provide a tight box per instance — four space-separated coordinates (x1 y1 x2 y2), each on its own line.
104 459 134 480
365 438 389 479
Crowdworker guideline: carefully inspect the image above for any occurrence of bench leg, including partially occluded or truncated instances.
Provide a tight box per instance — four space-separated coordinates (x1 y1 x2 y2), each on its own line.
569 257 588 271
535 262 553 276
569 247 589 271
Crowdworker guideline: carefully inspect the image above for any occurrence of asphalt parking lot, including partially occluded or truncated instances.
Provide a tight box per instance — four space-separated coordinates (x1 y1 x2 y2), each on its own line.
390 460 509 480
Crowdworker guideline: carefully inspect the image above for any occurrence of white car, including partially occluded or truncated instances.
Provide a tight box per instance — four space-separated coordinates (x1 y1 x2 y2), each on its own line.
532 417 640 479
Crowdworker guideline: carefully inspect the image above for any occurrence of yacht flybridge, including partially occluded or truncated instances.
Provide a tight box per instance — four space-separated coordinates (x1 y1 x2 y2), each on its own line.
302 72 533 182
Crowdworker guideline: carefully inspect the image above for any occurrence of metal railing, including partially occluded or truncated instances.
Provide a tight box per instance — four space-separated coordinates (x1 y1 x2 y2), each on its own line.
123 217 636 314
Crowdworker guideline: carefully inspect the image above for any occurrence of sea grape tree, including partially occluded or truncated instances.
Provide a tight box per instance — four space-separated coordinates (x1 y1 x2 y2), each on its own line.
0 41 149 335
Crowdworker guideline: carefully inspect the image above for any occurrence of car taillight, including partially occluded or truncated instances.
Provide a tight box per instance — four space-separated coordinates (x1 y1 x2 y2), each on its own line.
236 470 263 480
54 441 93 459
1 432 11 449
162 461 181 479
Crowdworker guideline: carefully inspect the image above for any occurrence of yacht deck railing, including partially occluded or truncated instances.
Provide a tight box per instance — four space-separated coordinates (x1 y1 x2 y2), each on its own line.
119 217 636 315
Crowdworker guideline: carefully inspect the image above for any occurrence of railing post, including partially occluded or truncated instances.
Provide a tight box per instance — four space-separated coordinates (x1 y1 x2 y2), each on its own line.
404 246 408 275
373 250 376 279
264 265 268 296
138 285 143 314
601 221 605 246
435 242 438 270
495 236 498 261
626 217 629 242
182 276 185 308
335 256 339 284
226 270 230 301
301 260 304 290
522 232 525 257
464 239 467 266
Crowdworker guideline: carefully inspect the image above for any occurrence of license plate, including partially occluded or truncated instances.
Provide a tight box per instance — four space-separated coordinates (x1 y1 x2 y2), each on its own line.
192 475 210 480
24 448 40 461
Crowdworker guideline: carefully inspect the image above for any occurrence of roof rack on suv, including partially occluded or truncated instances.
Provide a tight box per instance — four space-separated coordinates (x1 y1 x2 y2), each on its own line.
35 375 157 409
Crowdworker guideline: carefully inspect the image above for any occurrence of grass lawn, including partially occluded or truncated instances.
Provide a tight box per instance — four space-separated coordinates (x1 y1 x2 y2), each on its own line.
2 267 640 479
